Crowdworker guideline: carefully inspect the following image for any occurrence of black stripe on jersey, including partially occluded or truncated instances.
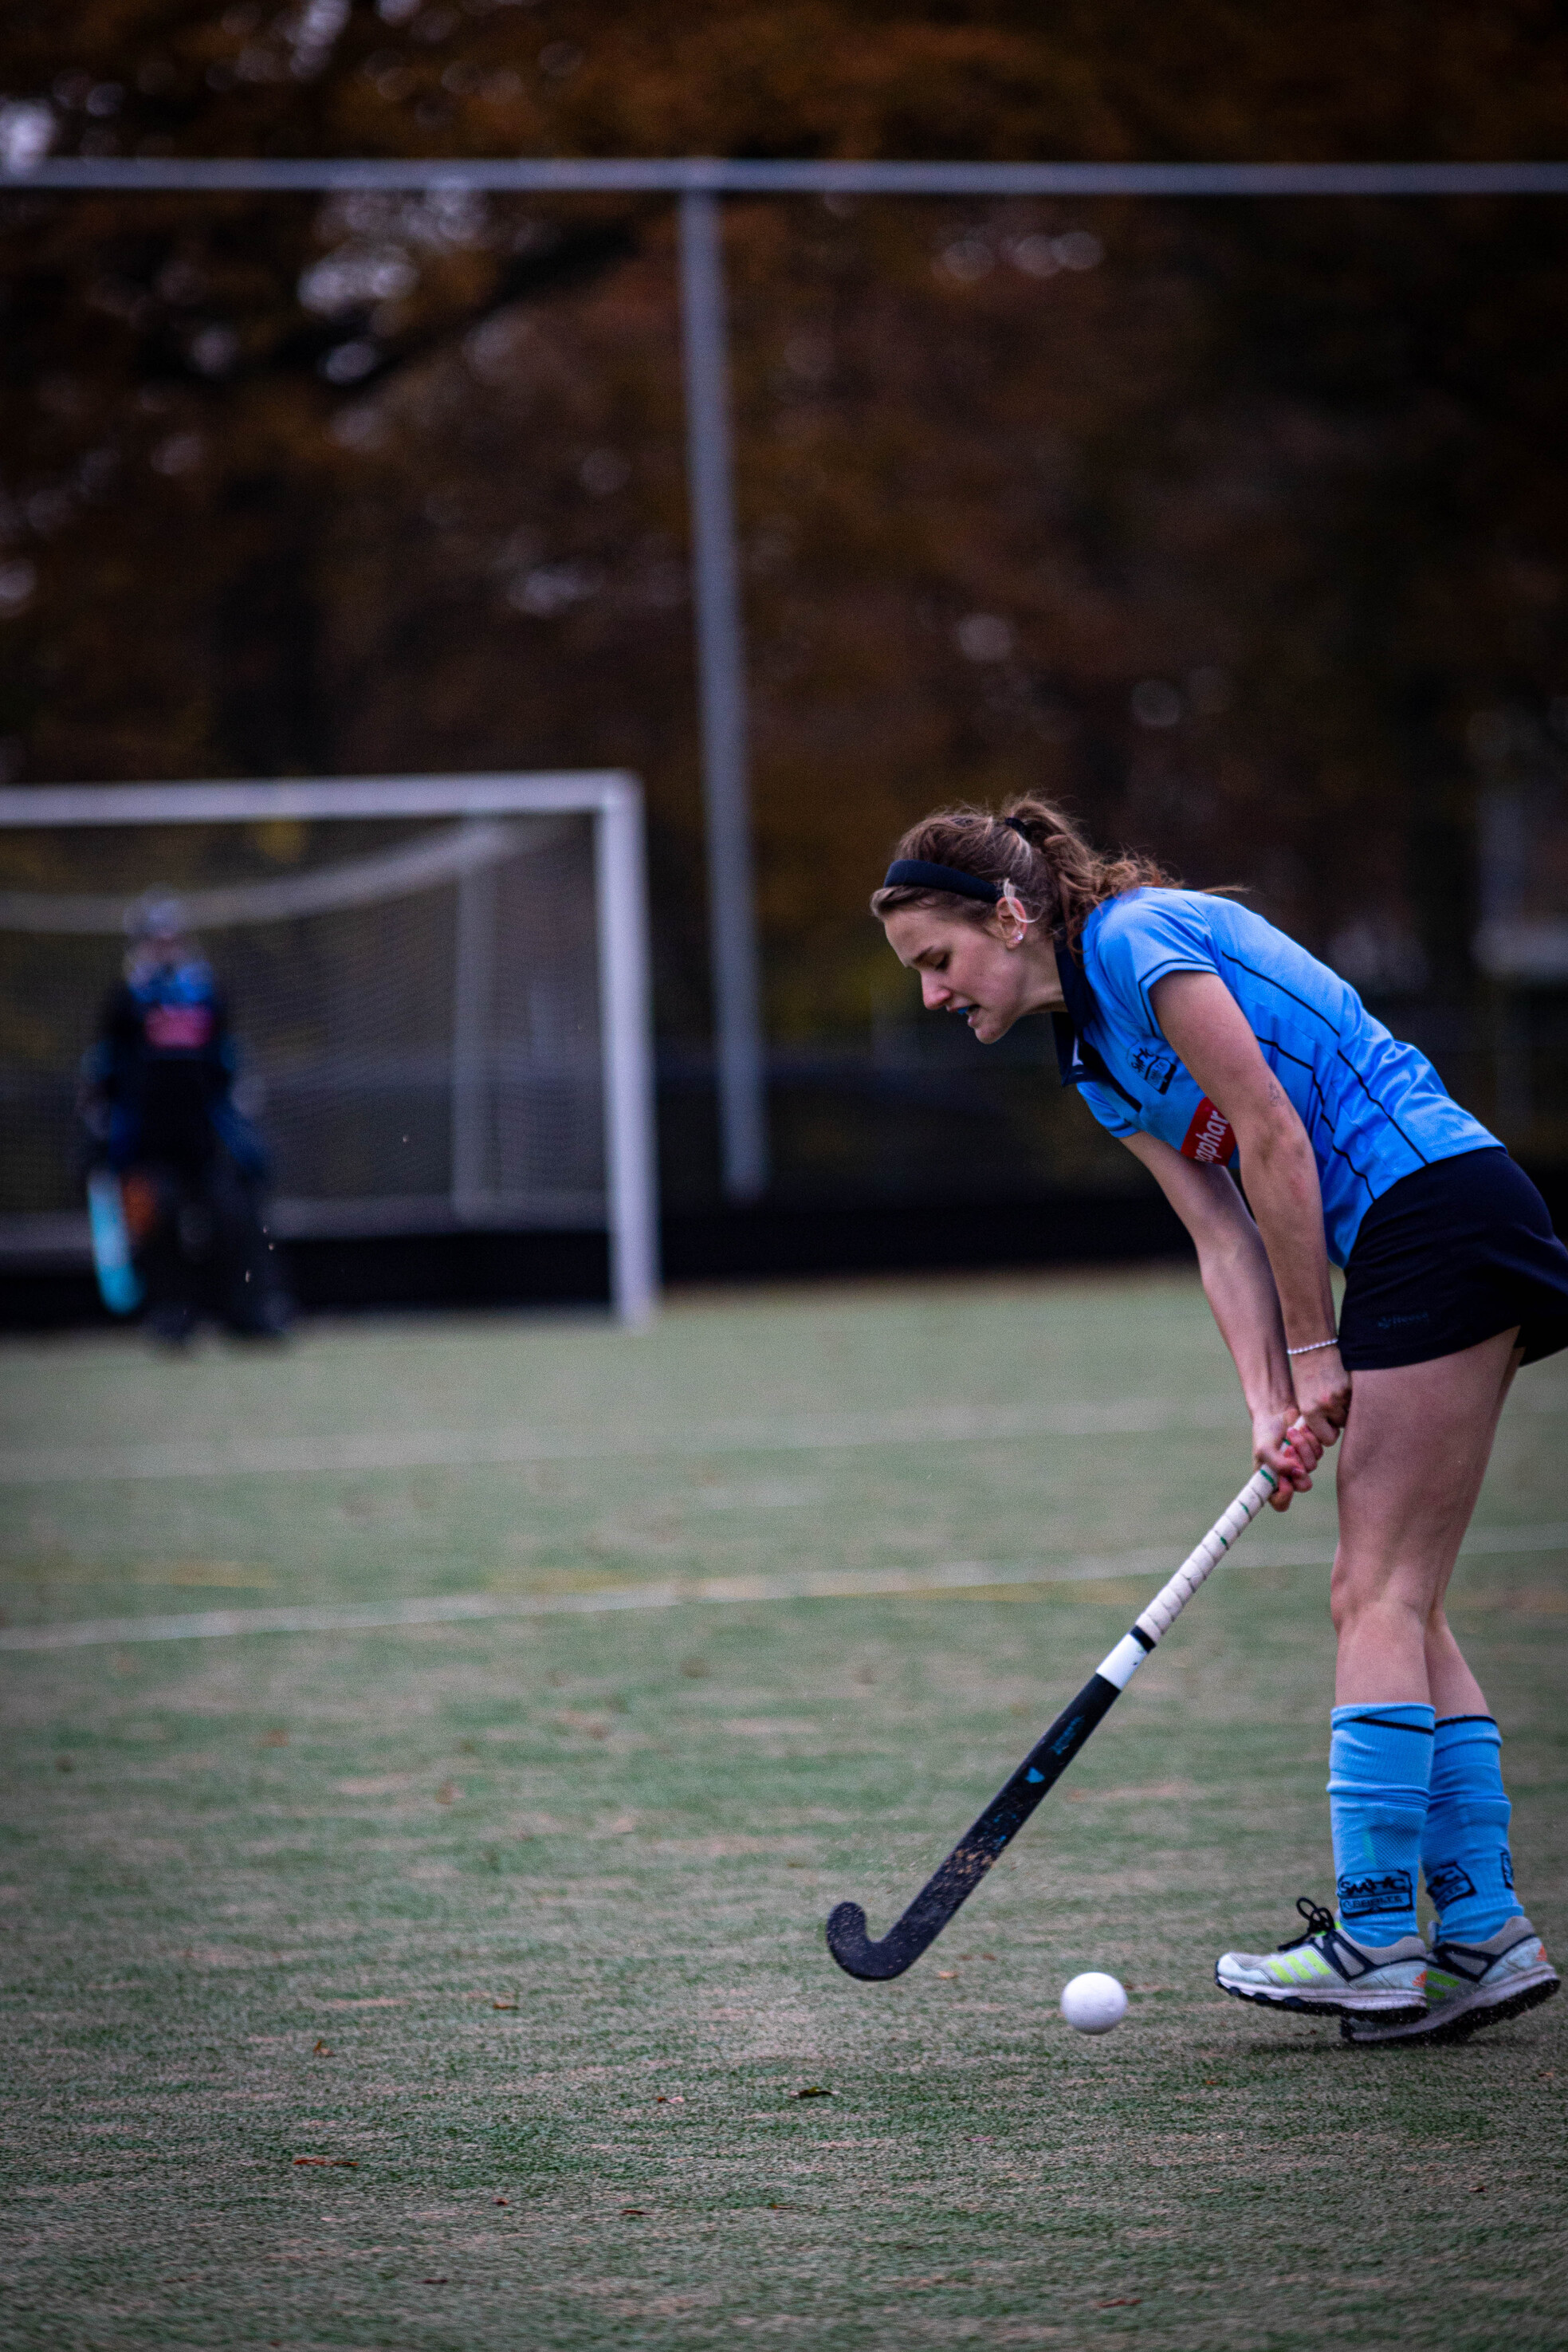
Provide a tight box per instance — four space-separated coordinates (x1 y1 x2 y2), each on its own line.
1263 1036 1335 1135
1261 1037 1379 1191
1115 938 1428 1182
1334 1048 1430 1165
1220 950 1339 1032
1216 950 1430 1167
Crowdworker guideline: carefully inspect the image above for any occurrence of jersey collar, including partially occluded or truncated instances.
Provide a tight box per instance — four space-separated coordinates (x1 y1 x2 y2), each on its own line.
1050 922 1142 1112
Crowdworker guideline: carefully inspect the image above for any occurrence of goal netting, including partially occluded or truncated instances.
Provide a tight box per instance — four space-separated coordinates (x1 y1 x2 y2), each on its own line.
0 775 658 1321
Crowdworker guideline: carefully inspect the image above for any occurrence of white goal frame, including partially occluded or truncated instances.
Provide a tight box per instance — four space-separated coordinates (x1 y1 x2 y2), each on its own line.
0 773 659 1325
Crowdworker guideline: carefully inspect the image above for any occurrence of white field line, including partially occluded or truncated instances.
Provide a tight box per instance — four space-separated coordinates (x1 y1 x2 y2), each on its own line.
0 1395 1237 1485
3 1382 1560 1490
2 1522 1562 1654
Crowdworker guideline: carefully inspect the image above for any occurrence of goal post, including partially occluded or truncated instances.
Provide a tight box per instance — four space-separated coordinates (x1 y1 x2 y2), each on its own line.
0 773 659 1324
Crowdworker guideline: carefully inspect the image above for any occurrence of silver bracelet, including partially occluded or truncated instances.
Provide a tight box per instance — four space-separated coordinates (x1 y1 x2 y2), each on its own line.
1286 1335 1339 1357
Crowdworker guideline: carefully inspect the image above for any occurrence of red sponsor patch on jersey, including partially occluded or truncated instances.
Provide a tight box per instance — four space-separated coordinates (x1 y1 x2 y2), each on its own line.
1181 1096 1236 1165
144 1002 214 1050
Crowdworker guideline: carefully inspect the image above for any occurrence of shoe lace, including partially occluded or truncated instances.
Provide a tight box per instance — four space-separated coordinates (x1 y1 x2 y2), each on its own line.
1277 1896 1336 1951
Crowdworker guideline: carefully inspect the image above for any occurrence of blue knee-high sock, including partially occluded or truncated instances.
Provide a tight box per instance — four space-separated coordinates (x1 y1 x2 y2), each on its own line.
1326 1704 1434 1945
1421 1715 1518 1945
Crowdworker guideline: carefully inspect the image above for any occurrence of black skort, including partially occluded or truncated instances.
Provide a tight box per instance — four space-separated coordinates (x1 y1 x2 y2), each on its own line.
1338 1147 1568 1371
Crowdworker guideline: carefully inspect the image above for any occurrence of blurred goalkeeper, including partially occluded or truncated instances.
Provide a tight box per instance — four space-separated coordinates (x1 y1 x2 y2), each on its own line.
79 895 292 1343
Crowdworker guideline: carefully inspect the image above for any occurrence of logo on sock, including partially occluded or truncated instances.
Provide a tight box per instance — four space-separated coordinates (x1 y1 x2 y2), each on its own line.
1425 1860 1476 1913
1337 1869 1413 1924
1501 1848 1515 1890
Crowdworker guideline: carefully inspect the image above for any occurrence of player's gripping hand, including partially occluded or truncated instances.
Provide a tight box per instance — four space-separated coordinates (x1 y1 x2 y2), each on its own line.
1291 1344 1351 1453
1252 1403 1322 1509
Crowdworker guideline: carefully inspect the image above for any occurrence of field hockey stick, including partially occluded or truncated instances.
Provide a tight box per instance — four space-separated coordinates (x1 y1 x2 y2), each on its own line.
87 1170 143 1317
825 1463 1279 1981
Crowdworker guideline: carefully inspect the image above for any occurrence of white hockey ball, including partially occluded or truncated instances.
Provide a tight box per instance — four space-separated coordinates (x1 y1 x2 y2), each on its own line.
1060 1971 1128 2034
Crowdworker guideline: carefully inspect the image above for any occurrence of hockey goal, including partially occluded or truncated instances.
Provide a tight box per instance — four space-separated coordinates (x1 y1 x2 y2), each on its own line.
0 774 658 1322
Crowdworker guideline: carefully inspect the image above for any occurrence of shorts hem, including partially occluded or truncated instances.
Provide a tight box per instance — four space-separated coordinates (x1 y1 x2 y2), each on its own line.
1520 1318 1568 1368
1339 1312 1523 1373
1338 1150 1568 1373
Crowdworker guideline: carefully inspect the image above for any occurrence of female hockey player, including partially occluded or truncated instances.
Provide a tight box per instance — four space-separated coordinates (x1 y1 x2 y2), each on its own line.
872 796 1564 2043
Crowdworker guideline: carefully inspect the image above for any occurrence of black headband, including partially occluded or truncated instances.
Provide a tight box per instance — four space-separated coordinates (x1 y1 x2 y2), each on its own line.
881 858 1002 904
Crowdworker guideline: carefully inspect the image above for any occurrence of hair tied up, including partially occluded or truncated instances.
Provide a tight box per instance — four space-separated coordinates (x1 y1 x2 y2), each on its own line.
870 793 1178 941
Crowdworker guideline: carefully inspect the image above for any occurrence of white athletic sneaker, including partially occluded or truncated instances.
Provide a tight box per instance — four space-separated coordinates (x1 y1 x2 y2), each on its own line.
1216 1897 1428 2023
1342 1916 1560 2046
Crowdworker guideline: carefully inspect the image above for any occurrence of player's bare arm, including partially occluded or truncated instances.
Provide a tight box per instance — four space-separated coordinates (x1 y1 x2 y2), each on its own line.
1118 1131 1317 1506
1147 970 1350 1453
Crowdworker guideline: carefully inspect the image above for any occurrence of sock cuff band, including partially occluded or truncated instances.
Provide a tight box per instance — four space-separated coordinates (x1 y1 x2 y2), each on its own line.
1434 1713 1499 1731
1330 1703 1436 1733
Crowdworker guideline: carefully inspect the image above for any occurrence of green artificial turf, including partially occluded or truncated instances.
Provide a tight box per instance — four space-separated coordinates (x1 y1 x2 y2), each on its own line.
1 1269 1564 2351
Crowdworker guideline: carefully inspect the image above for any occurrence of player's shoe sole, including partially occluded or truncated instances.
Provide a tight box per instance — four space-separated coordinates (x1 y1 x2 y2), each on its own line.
1342 1921 1559 2047
1216 1969 1428 2023
1216 1899 1428 2024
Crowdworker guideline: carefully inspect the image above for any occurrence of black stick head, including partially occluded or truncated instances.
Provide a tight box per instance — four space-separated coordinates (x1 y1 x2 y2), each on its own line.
826 1899 915 1981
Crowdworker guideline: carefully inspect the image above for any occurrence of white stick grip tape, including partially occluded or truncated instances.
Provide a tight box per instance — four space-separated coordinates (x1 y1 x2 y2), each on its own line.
1131 1466 1276 1647
1092 1468 1275 1687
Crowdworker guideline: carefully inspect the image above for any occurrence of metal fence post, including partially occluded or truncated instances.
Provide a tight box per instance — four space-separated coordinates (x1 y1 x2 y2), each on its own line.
678 184 768 1199
450 844 497 1217
595 781 660 1323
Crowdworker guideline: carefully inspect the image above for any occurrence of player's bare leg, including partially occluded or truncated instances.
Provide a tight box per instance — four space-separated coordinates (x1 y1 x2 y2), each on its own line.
1330 1328 1521 1709
1329 1334 1559 2041
1220 1327 1554 2031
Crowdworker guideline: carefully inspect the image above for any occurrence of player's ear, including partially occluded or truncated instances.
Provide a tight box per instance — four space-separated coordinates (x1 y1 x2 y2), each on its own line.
995 886 1031 948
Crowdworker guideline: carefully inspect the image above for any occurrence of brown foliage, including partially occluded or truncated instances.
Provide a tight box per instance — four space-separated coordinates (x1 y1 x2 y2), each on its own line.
2 6 1567 1189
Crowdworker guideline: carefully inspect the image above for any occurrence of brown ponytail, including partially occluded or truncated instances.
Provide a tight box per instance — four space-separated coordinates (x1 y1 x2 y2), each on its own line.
870 794 1178 943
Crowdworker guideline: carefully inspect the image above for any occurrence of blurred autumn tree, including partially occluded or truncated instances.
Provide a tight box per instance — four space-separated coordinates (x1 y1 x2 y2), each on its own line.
3 2 1568 1203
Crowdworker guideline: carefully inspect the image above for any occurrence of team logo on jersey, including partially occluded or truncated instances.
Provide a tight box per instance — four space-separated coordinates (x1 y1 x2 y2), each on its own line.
145 1002 214 1049
1180 1095 1236 1164
1130 1043 1179 1095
